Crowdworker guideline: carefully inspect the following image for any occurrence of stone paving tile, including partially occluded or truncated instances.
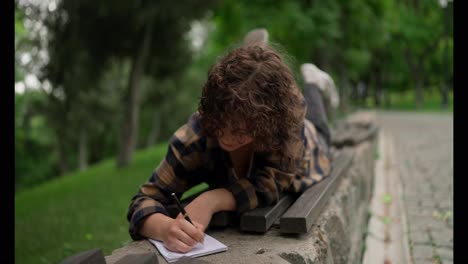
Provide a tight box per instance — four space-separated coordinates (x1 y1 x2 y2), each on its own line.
404 199 436 208
408 230 431 245
404 205 439 216
406 214 447 232
430 229 453 248
403 193 435 199
436 201 453 209
435 247 453 261
412 244 434 259
376 112 453 264
413 258 433 264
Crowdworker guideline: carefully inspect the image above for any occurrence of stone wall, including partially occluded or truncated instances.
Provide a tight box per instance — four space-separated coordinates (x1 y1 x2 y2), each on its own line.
105 111 378 264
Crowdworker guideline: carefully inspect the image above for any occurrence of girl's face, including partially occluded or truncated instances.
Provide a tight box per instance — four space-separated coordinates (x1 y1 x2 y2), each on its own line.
217 126 254 152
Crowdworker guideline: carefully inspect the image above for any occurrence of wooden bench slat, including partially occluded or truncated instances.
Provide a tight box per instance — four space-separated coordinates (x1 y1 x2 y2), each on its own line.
279 147 355 233
240 194 296 232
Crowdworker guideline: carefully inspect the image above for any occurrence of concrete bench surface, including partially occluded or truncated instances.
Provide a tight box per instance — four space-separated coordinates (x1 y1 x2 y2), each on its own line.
60 248 106 264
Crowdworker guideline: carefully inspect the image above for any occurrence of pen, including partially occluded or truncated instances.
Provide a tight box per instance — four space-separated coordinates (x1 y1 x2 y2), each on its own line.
171 193 194 225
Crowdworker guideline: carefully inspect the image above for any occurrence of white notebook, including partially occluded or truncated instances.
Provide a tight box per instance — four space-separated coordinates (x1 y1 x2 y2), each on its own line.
149 234 228 263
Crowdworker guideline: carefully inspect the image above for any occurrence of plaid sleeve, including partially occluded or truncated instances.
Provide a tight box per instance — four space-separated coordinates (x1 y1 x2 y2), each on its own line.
288 119 332 193
227 119 331 214
127 114 205 240
226 160 295 214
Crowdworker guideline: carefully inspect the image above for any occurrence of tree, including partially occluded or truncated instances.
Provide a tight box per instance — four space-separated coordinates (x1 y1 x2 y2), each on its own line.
39 0 218 169
391 0 448 108
208 0 391 113
438 0 453 109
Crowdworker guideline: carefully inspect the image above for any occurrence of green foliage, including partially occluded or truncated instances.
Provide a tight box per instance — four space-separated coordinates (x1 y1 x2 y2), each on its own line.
15 0 218 180
374 143 380 160
15 144 168 264
15 4 27 82
15 0 453 188
381 194 393 204
382 216 392 225
15 92 59 190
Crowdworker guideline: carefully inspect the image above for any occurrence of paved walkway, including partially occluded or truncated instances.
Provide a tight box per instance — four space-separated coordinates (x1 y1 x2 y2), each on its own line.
375 111 453 264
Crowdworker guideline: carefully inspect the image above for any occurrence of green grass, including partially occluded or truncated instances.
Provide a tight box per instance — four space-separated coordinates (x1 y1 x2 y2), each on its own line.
364 89 453 112
15 144 208 264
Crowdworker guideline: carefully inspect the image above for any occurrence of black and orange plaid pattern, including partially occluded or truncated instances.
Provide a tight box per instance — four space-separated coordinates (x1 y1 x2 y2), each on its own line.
127 112 331 240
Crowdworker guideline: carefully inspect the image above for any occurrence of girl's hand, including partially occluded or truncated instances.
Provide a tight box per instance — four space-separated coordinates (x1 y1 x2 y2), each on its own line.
160 217 205 253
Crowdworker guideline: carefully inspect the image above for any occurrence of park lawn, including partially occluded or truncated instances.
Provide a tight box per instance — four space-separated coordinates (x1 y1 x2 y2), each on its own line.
15 144 207 264
365 89 453 112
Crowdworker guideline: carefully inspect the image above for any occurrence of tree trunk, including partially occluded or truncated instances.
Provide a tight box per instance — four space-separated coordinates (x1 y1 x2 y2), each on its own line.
415 77 423 109
116 19 154 168
373 86 381 107
56 132 69 175
383 86 391 108
441 6 450 110
339 71 349 113
146 111 160 148
380 72 391 108
360 81 368 107
374 70 383 107
441 83 448 110
404 49 424 109
78 128 88 171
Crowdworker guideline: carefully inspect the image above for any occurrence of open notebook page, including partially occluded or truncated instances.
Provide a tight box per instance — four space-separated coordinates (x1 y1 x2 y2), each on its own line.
149 234 228 263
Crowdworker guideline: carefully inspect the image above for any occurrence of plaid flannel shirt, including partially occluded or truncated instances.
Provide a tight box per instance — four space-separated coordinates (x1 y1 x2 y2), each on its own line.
127 111 331 240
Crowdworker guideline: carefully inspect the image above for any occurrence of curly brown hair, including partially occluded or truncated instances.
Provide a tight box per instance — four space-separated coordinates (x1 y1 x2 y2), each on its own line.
198 44 306 165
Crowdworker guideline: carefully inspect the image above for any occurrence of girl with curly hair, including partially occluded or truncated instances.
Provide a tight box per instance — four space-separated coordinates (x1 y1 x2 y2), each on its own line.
127 36 334 253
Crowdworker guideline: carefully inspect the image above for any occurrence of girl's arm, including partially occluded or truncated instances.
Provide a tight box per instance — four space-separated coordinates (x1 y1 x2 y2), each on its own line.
182 188 237 229
127 113 207 251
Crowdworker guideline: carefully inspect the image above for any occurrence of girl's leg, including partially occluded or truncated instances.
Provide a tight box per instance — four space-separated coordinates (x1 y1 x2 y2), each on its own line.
303 82 331 151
